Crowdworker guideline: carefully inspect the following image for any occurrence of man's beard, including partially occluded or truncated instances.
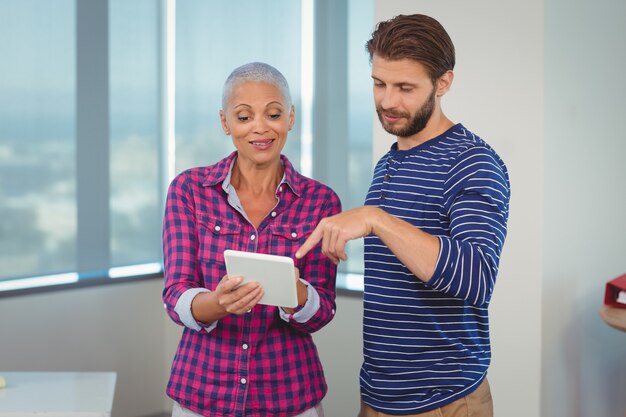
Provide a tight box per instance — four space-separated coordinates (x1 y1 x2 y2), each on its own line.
376 87 436 138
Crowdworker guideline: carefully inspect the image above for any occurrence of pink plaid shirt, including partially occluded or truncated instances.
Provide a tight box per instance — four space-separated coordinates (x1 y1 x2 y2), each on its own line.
163 152 341 417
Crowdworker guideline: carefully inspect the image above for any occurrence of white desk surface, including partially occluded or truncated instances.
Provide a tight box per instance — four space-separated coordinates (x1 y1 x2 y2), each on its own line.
0 372 116 417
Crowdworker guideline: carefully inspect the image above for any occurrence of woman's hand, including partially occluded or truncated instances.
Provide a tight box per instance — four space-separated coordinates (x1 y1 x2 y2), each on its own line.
191 275 264 323
282 267 308 315
213 275 265 316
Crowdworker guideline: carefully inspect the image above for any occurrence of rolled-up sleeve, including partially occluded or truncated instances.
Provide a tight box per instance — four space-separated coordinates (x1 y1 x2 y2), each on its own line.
162 172 203 326
279 279 320 323
174 287 218 333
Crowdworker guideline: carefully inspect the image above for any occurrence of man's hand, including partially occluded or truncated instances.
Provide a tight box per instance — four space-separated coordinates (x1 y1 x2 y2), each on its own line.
295 206 378 264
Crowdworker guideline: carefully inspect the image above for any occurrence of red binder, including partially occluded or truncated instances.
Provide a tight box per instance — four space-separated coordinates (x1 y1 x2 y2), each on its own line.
604 274 626 308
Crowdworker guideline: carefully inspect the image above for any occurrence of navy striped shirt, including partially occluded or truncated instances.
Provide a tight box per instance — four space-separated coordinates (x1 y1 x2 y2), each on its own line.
361 123 510 414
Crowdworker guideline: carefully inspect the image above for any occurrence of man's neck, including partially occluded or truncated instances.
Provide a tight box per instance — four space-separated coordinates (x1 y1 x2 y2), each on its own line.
396 113 454 151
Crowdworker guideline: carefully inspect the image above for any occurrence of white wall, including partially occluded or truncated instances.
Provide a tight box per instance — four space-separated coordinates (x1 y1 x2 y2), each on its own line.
543 0 626 416
372 1 544 416
0 280 169 417
313 294 364 415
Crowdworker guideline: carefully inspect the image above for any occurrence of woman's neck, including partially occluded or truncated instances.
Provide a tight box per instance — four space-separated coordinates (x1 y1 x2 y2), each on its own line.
231 159 284 196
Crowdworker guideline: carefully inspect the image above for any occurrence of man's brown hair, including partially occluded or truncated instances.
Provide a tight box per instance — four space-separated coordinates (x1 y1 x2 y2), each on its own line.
366 14 455 84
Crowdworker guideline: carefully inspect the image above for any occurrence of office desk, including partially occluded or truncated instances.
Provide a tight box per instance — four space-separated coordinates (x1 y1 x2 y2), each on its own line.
0 372 116 417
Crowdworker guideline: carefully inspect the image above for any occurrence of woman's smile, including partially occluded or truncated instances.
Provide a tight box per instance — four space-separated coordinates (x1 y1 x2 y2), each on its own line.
249 138 275 150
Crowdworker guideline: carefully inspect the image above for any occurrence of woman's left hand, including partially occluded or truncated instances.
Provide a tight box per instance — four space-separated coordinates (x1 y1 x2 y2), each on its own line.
282 267 308 314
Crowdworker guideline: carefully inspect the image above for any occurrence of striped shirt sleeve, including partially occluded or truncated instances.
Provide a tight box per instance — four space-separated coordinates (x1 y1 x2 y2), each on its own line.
427 146 510 306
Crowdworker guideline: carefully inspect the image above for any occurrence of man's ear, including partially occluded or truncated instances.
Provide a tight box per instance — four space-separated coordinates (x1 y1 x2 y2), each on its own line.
436 70 454 97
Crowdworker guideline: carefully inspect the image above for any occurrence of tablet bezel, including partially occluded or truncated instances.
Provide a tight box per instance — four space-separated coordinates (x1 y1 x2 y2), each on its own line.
223 249 298 308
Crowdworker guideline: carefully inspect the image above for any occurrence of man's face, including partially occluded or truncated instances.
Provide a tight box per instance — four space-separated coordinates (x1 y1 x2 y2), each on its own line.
372 55 437 138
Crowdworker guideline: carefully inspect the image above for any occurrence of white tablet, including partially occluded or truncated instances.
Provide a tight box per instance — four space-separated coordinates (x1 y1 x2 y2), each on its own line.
223 249 298 308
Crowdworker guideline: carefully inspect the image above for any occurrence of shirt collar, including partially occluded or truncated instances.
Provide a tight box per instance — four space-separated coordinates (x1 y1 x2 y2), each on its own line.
202 151 303 197
389 123 463 155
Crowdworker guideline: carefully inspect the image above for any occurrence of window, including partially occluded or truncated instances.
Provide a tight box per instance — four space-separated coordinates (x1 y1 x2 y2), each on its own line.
0 0 77 282
0 0 373 294
0 0 164 291
344 0 374 279
174 0 304 172
109 0 162 267
308 0 373 289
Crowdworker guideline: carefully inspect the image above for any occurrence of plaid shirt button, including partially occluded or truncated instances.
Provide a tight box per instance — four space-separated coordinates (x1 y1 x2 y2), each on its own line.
240 378 247 385
291 232 297 238
250 234 256 241
242 343 249 350
214 225 221 231
271 211 277 217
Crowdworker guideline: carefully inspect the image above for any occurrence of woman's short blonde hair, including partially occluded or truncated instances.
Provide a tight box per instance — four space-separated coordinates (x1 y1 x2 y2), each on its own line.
222 62 292 110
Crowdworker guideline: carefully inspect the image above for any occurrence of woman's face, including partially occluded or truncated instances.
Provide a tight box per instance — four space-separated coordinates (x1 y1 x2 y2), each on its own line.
220 81 294 168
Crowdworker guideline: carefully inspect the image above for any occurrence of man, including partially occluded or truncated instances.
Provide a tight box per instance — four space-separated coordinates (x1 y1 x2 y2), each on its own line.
296 14 510 417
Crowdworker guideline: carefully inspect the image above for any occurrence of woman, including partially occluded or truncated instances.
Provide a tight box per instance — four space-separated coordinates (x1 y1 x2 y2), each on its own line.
162 62 341 417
